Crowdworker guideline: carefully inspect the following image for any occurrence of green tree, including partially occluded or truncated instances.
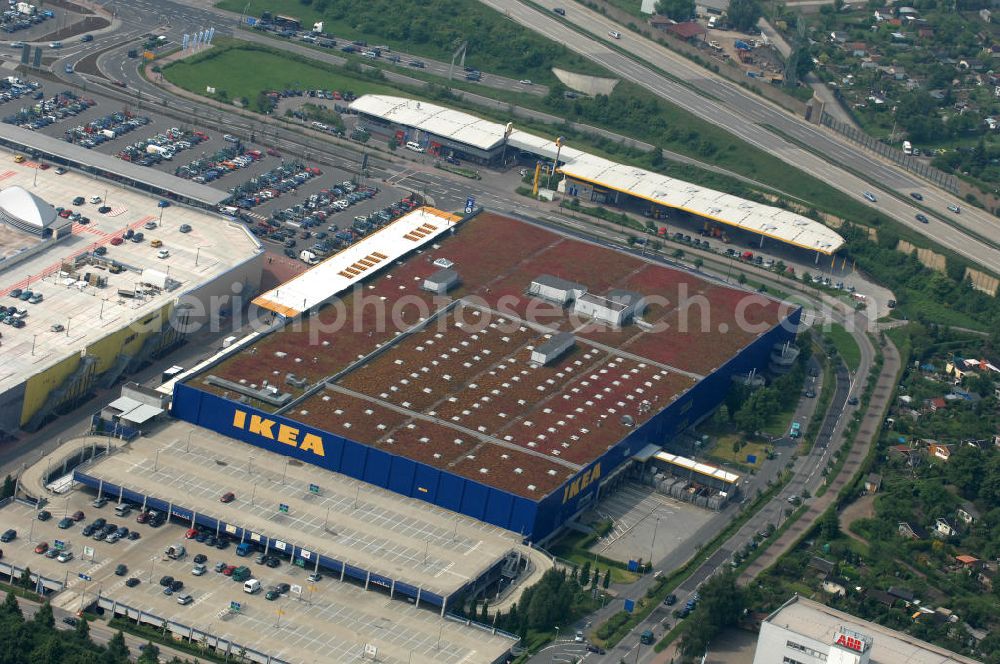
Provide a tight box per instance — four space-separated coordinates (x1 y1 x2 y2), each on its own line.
602 569 611 589
137 641 160 664
946 445 985 500
820 509 840 540
32 601 54 628
737 272 747 285
655 0 695 21
1 590 22 620
74 614 91 641
19 566 33 590
680 572 745 656
0 474 14 499
105 630 130 664
727 0 763 32
579 560 591 587
591 566 600 588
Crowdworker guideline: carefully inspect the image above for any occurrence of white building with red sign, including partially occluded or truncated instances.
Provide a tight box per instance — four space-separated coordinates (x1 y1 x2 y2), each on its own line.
753 596 980 664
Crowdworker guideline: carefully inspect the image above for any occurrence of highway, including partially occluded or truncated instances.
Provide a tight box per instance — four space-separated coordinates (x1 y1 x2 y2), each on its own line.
480 0 1000 272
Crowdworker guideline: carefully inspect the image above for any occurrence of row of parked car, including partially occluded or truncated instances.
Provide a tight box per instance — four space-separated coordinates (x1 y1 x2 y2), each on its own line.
64 112 150 148
2 90 95 130
0 77 41 105
1 8 54 33
226 161 321 209
251 182 378 249
116 128 208 166
174 147 264 183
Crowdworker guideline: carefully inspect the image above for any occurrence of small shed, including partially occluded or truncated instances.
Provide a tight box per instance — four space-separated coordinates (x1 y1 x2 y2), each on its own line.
529 274 586 305
530 332 575 366
422 268 459 295
865 473 882 493
665 21 706 42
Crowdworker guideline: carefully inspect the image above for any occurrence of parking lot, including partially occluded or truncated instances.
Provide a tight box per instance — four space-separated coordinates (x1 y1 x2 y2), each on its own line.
76 420 523 601
0 492 515 664
589 484 716 565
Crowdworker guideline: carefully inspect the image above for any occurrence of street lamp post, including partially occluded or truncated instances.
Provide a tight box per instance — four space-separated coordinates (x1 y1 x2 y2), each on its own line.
281 457 289 484
248 456 254 475
649 516 662 566
153 448 160 472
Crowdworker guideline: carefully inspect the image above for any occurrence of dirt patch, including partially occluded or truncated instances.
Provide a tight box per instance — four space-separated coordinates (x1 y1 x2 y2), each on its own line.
839 493 875 544
36 15 109 43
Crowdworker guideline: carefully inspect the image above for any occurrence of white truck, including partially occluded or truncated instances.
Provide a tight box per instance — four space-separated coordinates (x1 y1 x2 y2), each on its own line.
165 544 186 560
299 250 319 265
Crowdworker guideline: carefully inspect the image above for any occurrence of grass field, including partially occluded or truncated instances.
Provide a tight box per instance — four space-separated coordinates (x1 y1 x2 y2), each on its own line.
826 322 862 371
706 432 772 470
215 0 606 86
162 42 400 111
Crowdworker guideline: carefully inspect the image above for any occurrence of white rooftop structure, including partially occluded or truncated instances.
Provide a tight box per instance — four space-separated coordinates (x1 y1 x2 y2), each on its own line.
654 450 740 485
350 95 508 152
556 154 845 254
755 596 982 664
350 95 844 255
253 207 461 317
0 185 58 233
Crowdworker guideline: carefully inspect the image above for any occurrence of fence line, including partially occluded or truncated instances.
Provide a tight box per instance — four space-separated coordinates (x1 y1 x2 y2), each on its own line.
820 112 960 195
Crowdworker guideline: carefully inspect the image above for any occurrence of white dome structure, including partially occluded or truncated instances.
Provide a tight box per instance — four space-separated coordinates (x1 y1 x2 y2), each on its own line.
0 186 58 236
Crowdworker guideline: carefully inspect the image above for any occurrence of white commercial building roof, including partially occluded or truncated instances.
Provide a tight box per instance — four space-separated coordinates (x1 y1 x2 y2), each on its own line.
757 596 982 664
252 207 461 317
350 95 508 152
350 95 844 254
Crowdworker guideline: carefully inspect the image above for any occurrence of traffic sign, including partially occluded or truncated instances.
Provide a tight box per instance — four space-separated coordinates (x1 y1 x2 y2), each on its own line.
290 584 302 595
82 546 94 558
278 503 289 514
464 196 475 214
624 599 635 613
53 540 65 551
308 484 320 495
627 559 638 572
230 601 242 611
78 573 91 582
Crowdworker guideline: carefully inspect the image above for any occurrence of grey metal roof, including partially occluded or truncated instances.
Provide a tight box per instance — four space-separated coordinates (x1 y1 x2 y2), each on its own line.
531 274 585 292
0 122 228 207
606 289 645 308
535 332 575 357
425 268 459 285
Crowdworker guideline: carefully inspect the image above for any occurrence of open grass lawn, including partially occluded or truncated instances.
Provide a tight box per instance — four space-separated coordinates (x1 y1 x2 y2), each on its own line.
215 0 605 86
707 432 772 470
162 43 399 111
826 322 861 372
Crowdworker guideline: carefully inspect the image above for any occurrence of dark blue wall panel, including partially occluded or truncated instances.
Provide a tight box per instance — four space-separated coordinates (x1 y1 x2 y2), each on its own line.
387 456 417 496
484 490 514 529
362 447 393 489
436 473 466 512
340 439 369 478
412 465 440 503
460 481 488 521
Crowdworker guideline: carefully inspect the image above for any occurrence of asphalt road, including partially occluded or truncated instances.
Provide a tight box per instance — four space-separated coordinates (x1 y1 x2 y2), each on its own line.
481 0 1000 272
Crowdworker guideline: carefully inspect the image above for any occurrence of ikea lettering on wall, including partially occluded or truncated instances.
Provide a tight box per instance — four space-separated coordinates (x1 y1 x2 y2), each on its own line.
232 410 326 456
562 463 601 504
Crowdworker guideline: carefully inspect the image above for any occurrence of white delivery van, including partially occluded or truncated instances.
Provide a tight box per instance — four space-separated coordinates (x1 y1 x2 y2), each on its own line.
405 141 424 153
244 579 261 594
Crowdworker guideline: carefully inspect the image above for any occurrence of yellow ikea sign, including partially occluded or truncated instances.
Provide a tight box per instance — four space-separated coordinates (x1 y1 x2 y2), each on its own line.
562 463 601 504
232 410 326 457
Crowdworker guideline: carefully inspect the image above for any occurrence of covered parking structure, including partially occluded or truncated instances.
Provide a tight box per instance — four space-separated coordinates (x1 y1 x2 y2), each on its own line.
0 122 229 209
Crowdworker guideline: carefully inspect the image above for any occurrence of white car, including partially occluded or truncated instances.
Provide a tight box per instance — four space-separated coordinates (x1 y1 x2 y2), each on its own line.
89 195 101 204
608 30 621 39
157 249 170 259
57 551 73 563
948 204 961 213
863 191 877 203
519 79 532 85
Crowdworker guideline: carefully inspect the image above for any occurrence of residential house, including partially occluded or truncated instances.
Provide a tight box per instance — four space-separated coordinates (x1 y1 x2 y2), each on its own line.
867 589 896 607
928 442 952 461
865 473 882 493
980 8 992 23
898 521 928 540
956 502 981 526
889 444 914 460
955 554 980 569
959 59 986 71
965 624 988 645
924 397 947 412
845 41 867 57
830 31 849 43
933 517 958 539
808 557 836 577
665 22 706 43
977 561 997 590
888 586 915 603
648 15 673 31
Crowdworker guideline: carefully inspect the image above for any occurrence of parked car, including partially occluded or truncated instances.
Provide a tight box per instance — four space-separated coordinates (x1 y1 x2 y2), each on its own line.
34 542 48 554
125 577 140 587
37 510 51 521
114 564 127 576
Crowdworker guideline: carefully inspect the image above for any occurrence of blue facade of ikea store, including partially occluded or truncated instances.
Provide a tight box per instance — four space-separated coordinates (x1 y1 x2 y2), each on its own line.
171 308 800 542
